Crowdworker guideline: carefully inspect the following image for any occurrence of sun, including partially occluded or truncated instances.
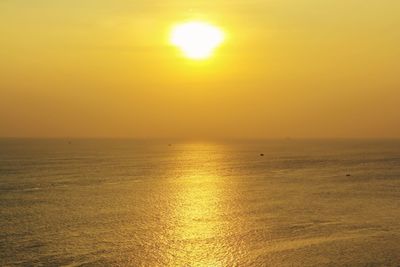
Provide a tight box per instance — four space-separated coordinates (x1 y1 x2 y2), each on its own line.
170 21 225 60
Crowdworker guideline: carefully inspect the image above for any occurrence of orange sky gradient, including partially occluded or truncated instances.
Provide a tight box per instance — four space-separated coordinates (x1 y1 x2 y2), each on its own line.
1 1 400 139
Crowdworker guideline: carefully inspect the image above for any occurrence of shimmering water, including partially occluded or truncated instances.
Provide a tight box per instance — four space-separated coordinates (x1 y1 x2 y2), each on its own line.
1 139 400 266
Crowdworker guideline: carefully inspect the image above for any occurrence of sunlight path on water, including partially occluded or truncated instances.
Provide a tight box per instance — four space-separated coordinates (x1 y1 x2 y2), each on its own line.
161 143 236 266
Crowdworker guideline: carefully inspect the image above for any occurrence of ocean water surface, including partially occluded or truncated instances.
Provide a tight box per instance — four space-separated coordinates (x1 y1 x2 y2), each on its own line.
1 139 400 266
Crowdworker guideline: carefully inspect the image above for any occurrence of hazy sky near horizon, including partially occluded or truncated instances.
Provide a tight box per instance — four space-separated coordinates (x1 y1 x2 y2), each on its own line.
1 0 400 138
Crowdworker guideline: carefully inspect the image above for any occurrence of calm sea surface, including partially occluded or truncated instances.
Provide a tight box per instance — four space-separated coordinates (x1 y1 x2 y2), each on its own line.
1 139 400 266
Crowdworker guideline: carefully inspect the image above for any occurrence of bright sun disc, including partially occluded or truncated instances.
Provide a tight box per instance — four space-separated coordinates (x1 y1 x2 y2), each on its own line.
171 21 225 60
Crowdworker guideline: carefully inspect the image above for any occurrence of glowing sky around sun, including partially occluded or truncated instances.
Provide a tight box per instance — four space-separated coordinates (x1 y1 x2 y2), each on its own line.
1 0 400 138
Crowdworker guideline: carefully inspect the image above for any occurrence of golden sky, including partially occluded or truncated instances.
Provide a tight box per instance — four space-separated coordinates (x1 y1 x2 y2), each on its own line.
1 0 400 138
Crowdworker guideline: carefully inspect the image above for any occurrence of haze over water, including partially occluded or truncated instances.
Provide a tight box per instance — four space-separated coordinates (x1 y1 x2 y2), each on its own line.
1 139 400 266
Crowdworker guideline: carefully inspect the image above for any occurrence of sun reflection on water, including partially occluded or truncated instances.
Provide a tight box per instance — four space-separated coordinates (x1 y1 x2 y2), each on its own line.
163 143 231 266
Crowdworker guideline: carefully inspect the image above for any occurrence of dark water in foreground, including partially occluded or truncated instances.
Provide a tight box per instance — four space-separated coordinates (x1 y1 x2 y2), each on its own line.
1 139 400 266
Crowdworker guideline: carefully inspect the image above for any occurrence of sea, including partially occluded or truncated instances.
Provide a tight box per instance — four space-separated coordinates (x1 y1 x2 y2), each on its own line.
1 139 400 266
